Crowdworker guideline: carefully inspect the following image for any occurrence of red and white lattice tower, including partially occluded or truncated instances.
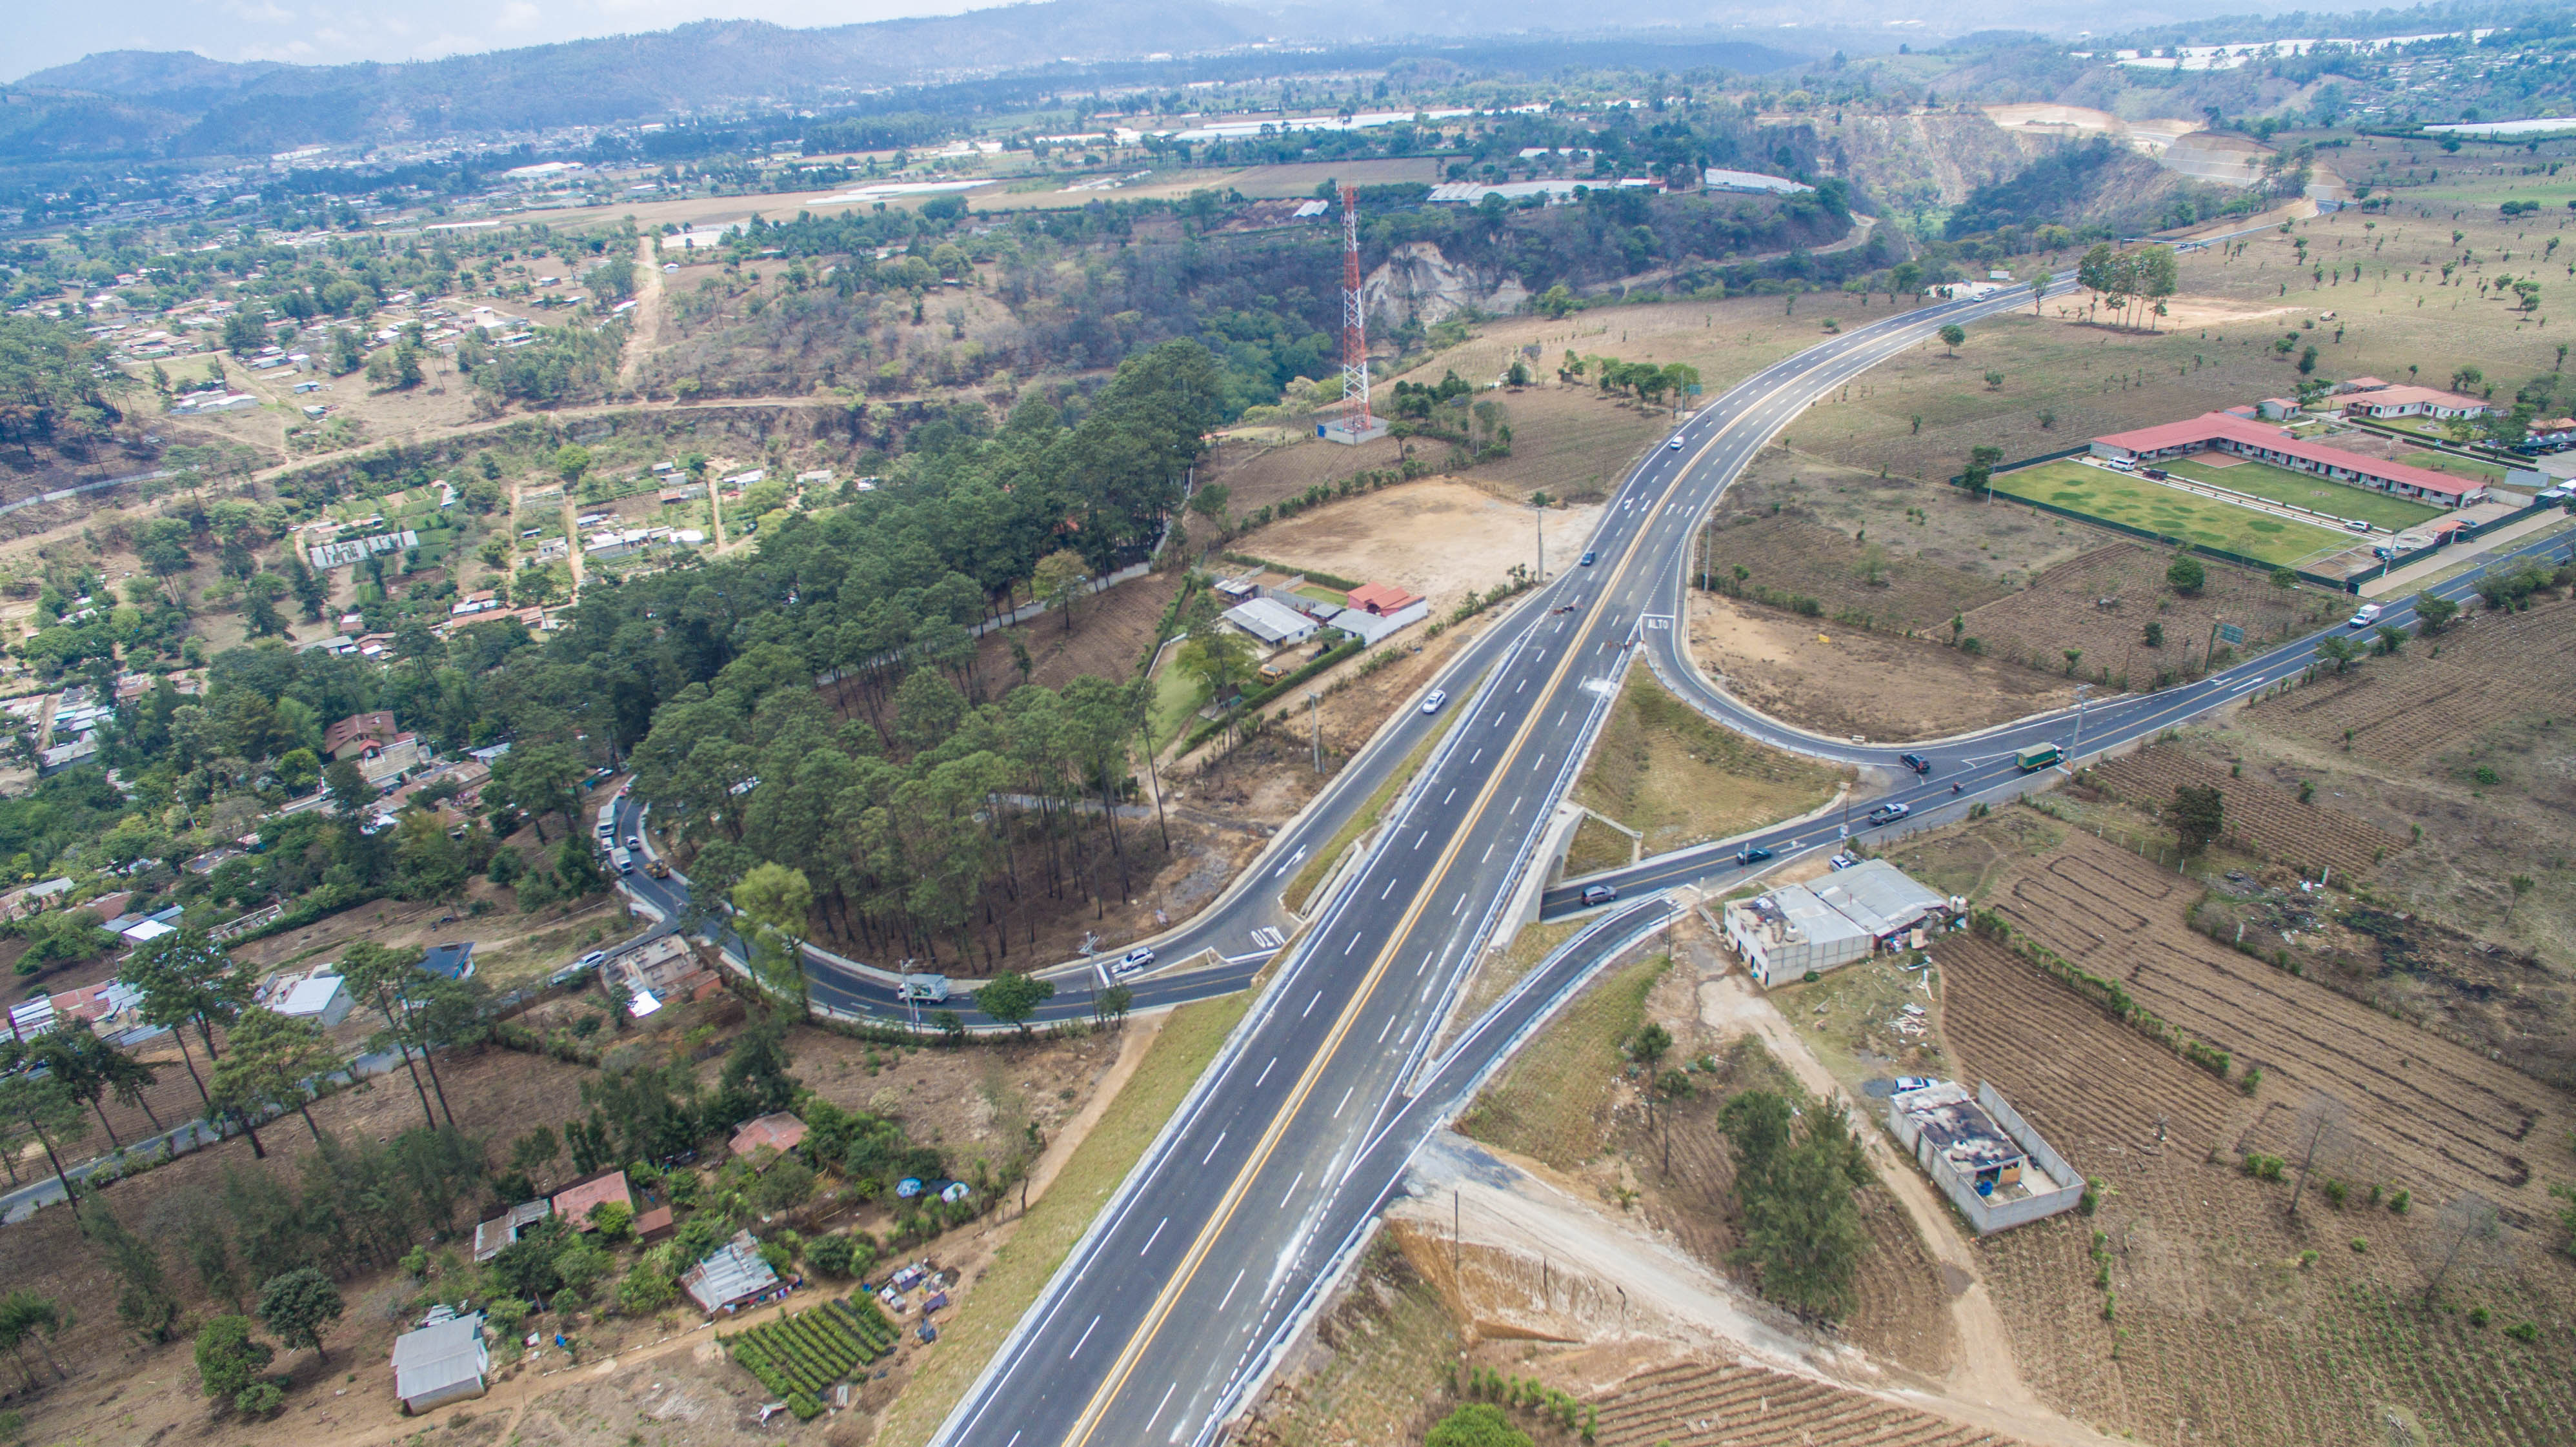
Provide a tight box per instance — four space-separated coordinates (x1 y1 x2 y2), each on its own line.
1338 182 1372 432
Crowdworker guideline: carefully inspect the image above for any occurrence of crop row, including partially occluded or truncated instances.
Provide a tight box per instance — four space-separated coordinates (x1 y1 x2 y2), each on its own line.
723 1296 900 1402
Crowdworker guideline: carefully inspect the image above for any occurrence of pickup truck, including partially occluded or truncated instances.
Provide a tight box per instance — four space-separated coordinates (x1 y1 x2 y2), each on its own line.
1865 802 1911 827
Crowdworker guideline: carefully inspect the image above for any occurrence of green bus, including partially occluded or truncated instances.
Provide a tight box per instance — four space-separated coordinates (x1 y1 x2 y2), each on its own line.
2015 743 2062 772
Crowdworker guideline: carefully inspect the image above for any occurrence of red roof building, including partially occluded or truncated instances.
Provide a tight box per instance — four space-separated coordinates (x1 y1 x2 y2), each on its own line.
2088 414 2490 507
550 1169 632 1229
729 1111 809 1163
1344 582 1425 616
324 711 399 761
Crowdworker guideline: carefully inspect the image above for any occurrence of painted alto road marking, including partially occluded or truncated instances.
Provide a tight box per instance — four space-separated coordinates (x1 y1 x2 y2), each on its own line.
1201 1131 1226 1166
1140 1217 1167 1254
1069 1315 1101 1359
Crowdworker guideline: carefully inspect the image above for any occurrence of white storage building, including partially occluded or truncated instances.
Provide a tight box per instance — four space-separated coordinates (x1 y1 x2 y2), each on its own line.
1724 884 1871 987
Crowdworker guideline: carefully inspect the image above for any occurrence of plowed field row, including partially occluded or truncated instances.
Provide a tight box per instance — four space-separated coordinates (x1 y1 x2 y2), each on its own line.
1992 835 2557 1216
2087 745 2408 878
1935 935 2238 1155
1593 1360 2018 1447
2247 597 2576 764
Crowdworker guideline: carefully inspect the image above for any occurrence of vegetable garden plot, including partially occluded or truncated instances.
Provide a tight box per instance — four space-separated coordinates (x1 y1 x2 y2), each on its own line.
2084 745 2409 880
721 1295 899 1419
1987 833 2560 1216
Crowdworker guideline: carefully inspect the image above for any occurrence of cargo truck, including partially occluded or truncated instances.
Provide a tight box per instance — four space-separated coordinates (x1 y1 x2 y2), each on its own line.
2015 743 2062 772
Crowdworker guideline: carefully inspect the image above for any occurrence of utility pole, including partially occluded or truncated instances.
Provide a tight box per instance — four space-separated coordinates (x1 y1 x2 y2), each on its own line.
1534 498 1545 582
1307 693 1322 774
2069 684 2094 754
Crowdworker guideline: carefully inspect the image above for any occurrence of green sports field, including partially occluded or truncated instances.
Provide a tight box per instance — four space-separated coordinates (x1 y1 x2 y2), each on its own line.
1989 460 2358 566
2157 457 2446 532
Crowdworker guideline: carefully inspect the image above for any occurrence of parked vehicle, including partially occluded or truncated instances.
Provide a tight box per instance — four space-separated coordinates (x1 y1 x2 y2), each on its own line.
1893 1076 1937 1093
1580 883 1618 906
1421 689 1448 714
1736 845 1773 865
2140 467 2169 480
1866 802 1911 826
2348 603 2384 629
609 847 634 875
2015 742 2062 772
1827 853 1860 871
1898 752 1930 774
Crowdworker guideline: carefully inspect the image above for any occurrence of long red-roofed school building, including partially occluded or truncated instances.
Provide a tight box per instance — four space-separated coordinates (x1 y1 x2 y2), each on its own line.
2086 412 2491 509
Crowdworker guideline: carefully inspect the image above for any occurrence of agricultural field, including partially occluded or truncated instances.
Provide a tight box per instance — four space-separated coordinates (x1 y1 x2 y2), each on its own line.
2246 594 2576 765
2083 743 2411 880
2158 454 2446 532
1571 669 1849 856
1987 459 2357 567
1707 445 2095 594
1937 924 2576 1447
1949 541 2347 689
1984 827 2563 1217
1588 1359 2022 1447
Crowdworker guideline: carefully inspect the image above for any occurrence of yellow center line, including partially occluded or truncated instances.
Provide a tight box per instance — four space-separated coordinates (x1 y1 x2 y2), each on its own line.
1052 312 1955 1446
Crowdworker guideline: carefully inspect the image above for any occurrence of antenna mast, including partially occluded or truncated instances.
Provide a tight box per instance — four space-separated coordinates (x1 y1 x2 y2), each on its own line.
1340 182 1372 430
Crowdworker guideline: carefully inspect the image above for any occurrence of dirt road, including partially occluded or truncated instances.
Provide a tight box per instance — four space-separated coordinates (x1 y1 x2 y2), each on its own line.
1694 971 2073 1435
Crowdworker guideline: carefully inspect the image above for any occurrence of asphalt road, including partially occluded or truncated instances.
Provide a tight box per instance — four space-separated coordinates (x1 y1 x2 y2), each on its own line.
922 283 2079 1447
607 281 2576 1447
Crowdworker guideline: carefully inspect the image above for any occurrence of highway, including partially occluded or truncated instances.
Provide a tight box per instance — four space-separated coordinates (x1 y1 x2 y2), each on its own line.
604 281 2576 1447
919 283 2088 1447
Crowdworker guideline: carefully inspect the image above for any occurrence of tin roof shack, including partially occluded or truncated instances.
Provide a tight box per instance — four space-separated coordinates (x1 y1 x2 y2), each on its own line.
1884 1081 2085 1233
472 1198 553 1262
1810 860 1954 947
1724 884 1870 987
391 1308 489 1414
683 1229 783 1314
729 1111 809 1164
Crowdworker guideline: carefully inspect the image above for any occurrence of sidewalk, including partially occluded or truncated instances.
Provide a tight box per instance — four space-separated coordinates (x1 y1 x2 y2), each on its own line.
2357 507 2574 597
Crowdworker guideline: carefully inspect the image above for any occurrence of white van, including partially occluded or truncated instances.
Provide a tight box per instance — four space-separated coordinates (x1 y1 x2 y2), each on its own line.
610 847 635 875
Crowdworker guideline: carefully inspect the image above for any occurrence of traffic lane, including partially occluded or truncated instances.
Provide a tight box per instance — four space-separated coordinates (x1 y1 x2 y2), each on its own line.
939 292 2053 1445
1041 591 1635 1439
1077 690 1615 1445
953 651 1592 1442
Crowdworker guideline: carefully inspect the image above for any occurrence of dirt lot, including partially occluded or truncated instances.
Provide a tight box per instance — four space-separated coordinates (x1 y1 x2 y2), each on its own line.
1460 384 1674 505
1953 541 2346 688
1937 920 2576 1447
1572 667 1849 854
1229 478 1601 616
1702 477 2028 624
967 567 1178 703
1195 429 1411 518
1688 592 2075 742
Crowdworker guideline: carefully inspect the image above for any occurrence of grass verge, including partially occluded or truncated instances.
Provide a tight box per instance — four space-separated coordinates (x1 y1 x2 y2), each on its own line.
872 991 1254 1447
1456 952 1668 1171
1572 667 1846 855
1282 700 1465 915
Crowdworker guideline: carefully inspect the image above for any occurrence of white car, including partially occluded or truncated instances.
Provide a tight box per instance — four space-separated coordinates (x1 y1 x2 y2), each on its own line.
1112 947 1154 978
1667 436 1685 450
1420 689 1448 714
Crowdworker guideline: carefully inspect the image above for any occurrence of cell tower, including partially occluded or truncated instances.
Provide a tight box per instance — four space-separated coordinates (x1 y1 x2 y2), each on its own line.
1325 182 1388 444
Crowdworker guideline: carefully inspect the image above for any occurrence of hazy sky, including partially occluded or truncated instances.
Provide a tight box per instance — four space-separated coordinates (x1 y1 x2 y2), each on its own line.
9 0 992 81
